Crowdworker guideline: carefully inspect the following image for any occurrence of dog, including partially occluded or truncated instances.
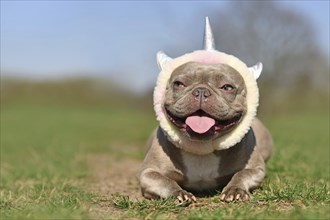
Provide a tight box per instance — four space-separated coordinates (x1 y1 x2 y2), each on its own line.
139 17 272 205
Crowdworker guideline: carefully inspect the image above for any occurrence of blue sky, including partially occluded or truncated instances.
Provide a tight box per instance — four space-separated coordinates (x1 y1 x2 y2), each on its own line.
1 1 329 91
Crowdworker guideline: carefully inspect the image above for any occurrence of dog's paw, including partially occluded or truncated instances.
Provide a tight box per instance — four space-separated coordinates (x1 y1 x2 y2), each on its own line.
220 187 249 202
175 190 197 206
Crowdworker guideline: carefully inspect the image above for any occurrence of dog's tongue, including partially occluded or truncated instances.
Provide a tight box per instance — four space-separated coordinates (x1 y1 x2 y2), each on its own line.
185 116 216 134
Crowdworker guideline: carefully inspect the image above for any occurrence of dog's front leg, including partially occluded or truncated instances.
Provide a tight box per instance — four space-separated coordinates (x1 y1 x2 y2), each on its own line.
220 166 265 202
140 168 196 204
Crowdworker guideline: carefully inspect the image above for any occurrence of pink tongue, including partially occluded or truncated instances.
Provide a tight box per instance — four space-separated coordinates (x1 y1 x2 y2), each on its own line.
185 116 216 134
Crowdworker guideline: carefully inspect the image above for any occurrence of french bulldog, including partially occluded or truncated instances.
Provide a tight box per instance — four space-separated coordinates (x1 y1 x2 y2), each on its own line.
139 17 273 205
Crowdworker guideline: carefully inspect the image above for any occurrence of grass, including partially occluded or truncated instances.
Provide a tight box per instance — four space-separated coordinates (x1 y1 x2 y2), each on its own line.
110 180 329 219
1 79 329 219
1 97 156 218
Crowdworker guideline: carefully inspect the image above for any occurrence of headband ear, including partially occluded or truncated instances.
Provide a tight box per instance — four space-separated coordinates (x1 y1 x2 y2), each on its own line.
248 62 263 79
156 51 172 71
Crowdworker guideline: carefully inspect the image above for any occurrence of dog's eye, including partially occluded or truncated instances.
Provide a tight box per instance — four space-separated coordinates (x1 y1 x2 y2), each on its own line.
220 84 234 92
173 81 186 89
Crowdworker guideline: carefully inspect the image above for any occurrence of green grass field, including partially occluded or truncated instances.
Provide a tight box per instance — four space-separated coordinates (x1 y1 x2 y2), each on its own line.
1 80 329 219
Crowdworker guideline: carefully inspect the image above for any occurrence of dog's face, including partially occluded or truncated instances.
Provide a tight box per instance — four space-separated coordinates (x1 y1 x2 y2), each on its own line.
164 61 247 141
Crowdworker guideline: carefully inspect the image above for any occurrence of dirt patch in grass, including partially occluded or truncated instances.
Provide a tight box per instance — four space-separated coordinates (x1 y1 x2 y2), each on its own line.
87 154 143 218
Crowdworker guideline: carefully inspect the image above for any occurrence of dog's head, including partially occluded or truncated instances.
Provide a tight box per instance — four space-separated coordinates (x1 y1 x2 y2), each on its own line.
164 61 246 141
153 18 262 154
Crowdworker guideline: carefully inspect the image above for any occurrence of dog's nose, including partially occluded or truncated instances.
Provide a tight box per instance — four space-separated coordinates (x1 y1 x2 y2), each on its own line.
192 87 211 102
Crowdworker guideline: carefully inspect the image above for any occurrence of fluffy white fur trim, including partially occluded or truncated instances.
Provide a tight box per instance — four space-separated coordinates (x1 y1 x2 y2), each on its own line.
153 50 259 154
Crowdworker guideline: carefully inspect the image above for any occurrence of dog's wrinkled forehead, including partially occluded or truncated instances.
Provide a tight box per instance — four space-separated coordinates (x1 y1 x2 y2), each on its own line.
169 61 245 87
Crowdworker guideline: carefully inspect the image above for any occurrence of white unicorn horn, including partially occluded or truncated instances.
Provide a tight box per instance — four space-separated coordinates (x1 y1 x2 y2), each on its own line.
204 17 216 51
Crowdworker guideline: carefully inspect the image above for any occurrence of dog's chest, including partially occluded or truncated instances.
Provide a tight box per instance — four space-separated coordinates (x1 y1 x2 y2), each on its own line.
181 152 221 190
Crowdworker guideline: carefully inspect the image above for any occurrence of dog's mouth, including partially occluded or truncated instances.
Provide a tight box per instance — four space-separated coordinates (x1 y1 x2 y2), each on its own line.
165 108 242 139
